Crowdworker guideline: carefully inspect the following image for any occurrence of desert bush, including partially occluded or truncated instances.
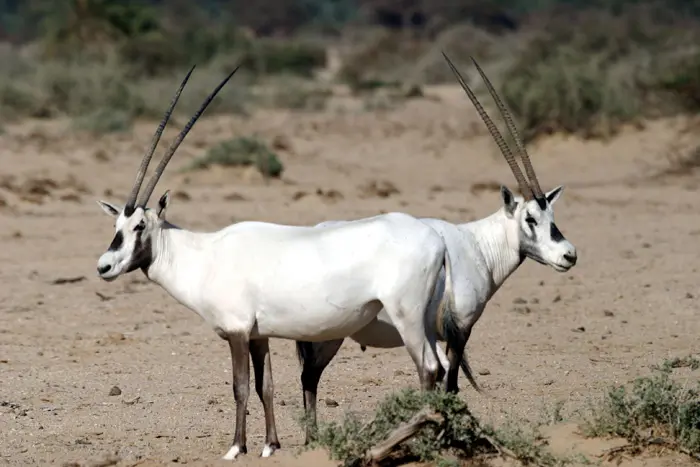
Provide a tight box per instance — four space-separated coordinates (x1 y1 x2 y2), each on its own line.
185 137 284 178
308 388 565 466
337 29 430 90
499 48 650 141
33 0 160 60
494 5 700 141
0 41 250 125
657 50 700 112
73 107 131 133
238 39 327 77
582 355 700 457
264 82 331 111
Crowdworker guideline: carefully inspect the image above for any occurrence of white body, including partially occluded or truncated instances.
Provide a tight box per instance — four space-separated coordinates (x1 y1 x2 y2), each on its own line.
316 185 573 363
98 204 451 459
316 214 518 350
143 213 446 343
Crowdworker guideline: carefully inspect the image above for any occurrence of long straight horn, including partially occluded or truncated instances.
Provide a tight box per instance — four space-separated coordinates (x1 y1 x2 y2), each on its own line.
137 66 240 207
125 65 196 214
442 52 533 200
470 57 544 199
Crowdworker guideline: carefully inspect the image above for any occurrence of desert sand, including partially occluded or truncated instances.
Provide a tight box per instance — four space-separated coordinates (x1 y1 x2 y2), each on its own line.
1 85 699 466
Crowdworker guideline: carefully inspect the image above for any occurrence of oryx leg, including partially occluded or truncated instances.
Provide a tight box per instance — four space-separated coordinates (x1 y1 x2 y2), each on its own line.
298 339 344 444
445 326 478 394
250 338 280 457
444 333 467 394
382 301 439 391
436 343 450 383
223 333 250 460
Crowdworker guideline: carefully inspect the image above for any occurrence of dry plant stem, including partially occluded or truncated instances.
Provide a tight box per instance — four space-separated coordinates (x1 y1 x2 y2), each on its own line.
598 436 700 462
479 432 519 461
365 409 445 464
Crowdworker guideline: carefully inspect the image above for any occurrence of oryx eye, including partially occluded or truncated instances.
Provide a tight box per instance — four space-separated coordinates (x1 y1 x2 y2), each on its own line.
134 221 145 232
525 215 537 226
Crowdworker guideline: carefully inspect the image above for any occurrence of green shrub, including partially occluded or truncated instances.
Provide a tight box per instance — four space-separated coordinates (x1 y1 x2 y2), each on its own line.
500 47 649 141
239 39 326 77
582 356 700 457
73 108 132 133
657 50 700 112
185 137 284 178
308 388 566 466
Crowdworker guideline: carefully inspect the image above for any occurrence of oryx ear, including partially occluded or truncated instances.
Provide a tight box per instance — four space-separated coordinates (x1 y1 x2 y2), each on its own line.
97 200 121 218
157 190 170 219
500 185 517 217
545 185 565 206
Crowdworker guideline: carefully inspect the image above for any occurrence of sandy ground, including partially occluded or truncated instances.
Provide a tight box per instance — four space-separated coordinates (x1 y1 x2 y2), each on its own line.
1 85 699 466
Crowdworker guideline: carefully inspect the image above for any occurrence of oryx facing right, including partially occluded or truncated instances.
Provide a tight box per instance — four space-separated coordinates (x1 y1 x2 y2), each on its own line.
95 66 456 460
295 53 579 445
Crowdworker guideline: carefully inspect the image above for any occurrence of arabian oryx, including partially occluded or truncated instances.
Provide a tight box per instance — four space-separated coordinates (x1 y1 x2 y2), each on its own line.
295 53 578 444
95 66 457 460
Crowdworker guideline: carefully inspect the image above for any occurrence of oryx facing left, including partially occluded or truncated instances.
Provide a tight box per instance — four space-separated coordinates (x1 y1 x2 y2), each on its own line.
96 67 455 460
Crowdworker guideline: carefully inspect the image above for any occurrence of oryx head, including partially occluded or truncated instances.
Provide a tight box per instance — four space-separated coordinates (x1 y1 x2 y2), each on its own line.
444 53 577 272
96 66 238 281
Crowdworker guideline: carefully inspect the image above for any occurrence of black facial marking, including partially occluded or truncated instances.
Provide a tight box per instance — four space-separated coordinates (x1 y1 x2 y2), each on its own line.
550 223 565 243
124 204 135 217
108 231 124 251
125 230 154 274
535 196 547 210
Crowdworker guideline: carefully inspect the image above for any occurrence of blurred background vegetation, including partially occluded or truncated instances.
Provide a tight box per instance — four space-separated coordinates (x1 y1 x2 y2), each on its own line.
0 0 699 140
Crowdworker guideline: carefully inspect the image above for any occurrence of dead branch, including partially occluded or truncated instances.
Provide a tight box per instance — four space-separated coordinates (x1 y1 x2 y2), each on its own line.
480 432 519 461
597 436 700 463
365 408 444 464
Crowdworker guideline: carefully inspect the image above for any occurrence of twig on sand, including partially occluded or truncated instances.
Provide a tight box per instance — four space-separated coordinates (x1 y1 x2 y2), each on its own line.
365 409 444 464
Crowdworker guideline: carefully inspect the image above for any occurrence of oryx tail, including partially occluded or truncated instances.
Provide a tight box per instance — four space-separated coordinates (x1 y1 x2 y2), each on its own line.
436 249 481 393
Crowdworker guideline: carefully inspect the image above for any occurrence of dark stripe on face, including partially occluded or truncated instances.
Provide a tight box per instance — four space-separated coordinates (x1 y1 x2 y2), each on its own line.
550 223 565 243
125 230 154 274
536 197 547 210
108 231 124 251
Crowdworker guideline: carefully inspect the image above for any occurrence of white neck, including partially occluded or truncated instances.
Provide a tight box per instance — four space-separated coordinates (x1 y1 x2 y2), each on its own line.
460 209 523 300
145 225 210 311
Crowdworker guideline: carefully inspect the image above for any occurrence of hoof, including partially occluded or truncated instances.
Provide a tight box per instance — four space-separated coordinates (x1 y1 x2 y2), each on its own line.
261 442 280 457
222 444 247 461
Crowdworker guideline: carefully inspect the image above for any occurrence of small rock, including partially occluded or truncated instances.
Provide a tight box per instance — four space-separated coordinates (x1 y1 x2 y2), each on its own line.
173 190 191 201
478 369 491 376
271 134 292 151
513 297 527 304
224 192 247 202
572 326 586 333
543 379 555 386
603 310 614 317
552 295 562 303
107 332 125 341
324 398 339 407
279 400 286 406
108 386 122 396
686 292 694 299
